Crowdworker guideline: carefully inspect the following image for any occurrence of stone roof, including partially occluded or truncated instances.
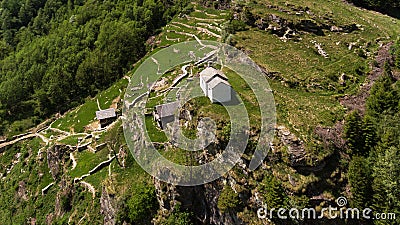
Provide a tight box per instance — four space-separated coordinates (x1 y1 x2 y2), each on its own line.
155 101 180 118
200 67 228 83
96 108 116 120
207 76 231 89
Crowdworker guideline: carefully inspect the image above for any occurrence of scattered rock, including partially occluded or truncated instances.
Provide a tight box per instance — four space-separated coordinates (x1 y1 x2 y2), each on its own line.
330 25 343 32
275 125 307 166
17 181 28 201
47 144 71 180
340 42 395 113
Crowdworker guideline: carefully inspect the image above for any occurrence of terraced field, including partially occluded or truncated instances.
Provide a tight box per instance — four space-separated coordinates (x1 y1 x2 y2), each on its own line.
160 4 229 45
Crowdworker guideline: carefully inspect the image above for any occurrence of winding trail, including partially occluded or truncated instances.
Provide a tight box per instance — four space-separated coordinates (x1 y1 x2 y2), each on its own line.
97 99 102 111
197 22 222 32
0 134 36 150
194 9 219 17
171 21 221 38
36 133 50 145
80 181 96 198
185 15 225 22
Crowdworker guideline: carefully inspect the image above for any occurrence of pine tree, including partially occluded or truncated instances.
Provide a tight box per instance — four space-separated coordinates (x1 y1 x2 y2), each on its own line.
218 185 240 213
348 156 372 209
362 115 377 152
366 73 397 118
344 110 365 155
372 145 400 225
260 174 287 209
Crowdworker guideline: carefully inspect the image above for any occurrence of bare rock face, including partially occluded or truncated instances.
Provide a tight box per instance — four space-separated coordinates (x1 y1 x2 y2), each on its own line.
275 126 307 166
54 178 74 218
47 144 71 180
154 177 242 225
100 186 117 225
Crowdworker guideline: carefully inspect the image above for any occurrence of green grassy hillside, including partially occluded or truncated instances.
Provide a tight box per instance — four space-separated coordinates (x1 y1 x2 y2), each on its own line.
0 0 399 224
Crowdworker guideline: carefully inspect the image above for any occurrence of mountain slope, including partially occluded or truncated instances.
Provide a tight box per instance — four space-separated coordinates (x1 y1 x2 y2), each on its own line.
0 0 399 224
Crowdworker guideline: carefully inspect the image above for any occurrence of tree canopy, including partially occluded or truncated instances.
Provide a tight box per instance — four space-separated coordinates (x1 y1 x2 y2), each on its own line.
0 0 189 135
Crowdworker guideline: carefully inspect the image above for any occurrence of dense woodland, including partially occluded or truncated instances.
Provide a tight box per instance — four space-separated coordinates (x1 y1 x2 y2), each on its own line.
345 43 400 224
348 0 400 17
0 0 189 136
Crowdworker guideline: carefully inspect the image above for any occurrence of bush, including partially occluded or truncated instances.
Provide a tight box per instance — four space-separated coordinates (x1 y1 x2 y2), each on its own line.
217 185 240 213
225 20 247 34
117 185 158 225
162 204 193 225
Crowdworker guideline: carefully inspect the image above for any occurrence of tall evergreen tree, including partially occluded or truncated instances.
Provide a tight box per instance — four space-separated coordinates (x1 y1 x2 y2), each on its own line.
372 145 400 225
348 156 372 209
344 110 365 155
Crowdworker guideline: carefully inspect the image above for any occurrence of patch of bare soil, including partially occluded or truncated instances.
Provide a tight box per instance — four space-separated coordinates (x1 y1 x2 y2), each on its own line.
339 42 394 114
317 42 395 149
110 96 121 109
85 120 100 132
314 121 346 149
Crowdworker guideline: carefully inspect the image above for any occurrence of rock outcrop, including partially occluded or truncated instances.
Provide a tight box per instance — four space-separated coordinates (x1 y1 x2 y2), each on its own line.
100 186 117 225
154 176 244 225
275 125 307 166
47 144 72 180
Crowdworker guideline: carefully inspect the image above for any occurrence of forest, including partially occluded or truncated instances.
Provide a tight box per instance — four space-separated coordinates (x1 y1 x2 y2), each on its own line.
345 44 400 223
0 0 189 136
348 0 400 17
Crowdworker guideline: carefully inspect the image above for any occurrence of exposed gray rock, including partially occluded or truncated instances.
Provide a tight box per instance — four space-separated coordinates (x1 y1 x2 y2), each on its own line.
275 125 307 166
100 186 117 225
47 144 71 180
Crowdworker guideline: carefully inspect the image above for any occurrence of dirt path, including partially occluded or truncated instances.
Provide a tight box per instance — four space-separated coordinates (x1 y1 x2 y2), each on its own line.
172 64 190 87
80 181 96 198
0 133 36 150
197 22 222 32
171 21 221 38
194 9 219 17
185 15 225 22
97 99 102 111
49 127 71 136
165 36 181 42
340 42 394 113
36 133 50 144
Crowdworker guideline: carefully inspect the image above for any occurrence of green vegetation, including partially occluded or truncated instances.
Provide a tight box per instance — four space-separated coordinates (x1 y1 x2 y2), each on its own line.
0 0 190 136
58 134 86 145
1 0 400 224
218 185 241 213
145 115 168 143
344 64 400 223
118 184 158 225
230 0 400 162
51 78 127 133
161 204 194 225
260 174 288 209
348 156 372 209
